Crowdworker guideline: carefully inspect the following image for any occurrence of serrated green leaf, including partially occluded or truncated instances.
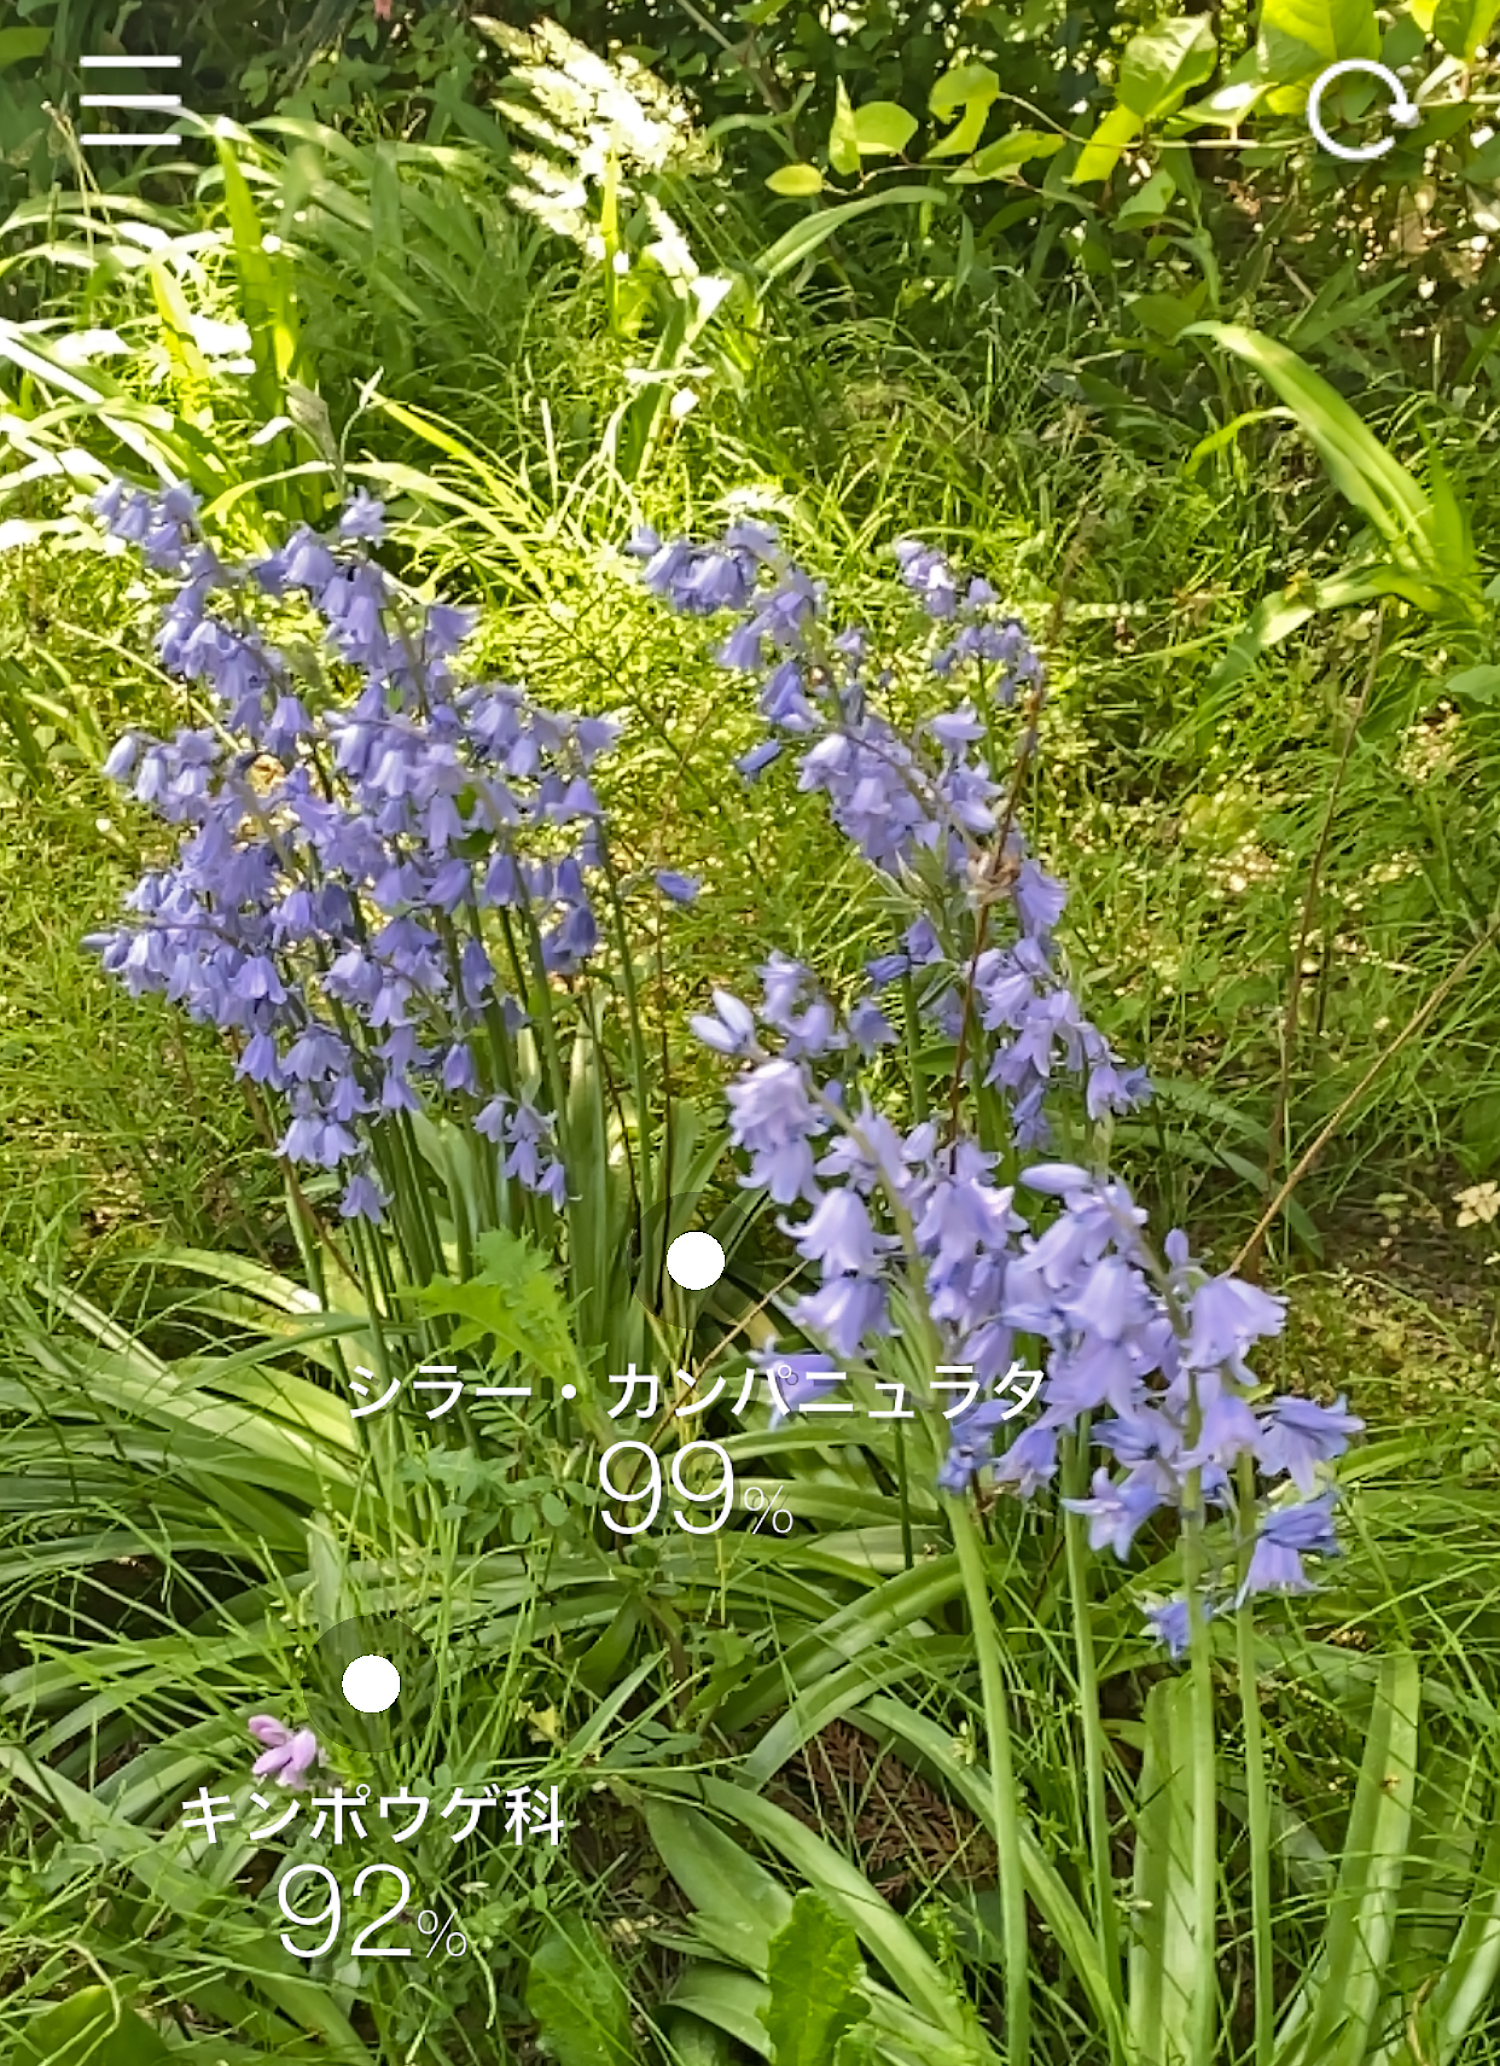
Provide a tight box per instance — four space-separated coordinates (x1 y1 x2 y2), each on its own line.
525 1916 642 2066
413 1227 585 1388
760 1890 869 2066
1118 17 1219 121
767 163 825 195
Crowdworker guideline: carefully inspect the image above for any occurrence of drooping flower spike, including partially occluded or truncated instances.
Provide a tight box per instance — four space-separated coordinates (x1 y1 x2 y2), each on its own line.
640 526 1361 1653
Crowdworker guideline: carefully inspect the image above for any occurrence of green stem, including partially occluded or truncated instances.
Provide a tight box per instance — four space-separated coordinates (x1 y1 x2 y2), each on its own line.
893 1419 914 1571
512 905 571 1128
1061 1429 1125 2058
902 972 928 1125
947 1493 1029 2066
1234 1451 1273 2066
1180 1464 1220 2066
598 840 655 1229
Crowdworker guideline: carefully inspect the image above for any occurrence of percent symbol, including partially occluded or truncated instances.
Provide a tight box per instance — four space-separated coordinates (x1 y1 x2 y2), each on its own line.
417 1907 468 1958
745 1484 792 1535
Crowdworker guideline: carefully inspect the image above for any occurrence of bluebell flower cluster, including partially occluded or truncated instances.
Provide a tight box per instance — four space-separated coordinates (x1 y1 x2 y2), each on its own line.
85 478 635 1221
638 525 1363 1654
630 521 1146 1149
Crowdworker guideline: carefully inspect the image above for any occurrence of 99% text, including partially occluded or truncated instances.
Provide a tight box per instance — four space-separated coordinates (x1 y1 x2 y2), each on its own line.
598 1439 791 1536
275 1863 468 1960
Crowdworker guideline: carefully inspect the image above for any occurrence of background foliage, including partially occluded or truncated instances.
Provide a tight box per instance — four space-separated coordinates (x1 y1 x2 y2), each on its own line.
4 0 1500 2062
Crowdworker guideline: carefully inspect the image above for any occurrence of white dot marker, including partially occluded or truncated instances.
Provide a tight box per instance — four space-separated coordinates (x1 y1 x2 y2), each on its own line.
561 1383 577 1400
342 1654 400 1713
667 1231 725 1290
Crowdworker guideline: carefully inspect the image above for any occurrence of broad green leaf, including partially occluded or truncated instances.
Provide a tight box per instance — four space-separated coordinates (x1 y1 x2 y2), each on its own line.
14 1988 174 2066
1128 292 1201 339
1117 166 1178 224
767 163 825 195
663 2008 736 2066
929 62 1000 119
1070 104 1142 184
526 1915 642 2066
1118 17 1219 121
1402 1822 1500 2064
691 1779 982 2048
761 1891 869 2065
951 130 1065 181
1448 665 1500 703
1257 0 1380 87
850 101 918 156
829 80 860 175
1433 0 1499 58
0 27 51 71
925 93 996 159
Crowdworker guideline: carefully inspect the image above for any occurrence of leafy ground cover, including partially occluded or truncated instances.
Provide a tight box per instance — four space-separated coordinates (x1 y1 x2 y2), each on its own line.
3 4 1500 2064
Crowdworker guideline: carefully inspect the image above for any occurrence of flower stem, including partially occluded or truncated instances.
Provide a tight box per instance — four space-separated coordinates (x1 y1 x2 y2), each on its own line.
1061 1430 1125 2054
1234 1450 1273 2066
1179 1466 1220 2064
947 1491 1029 2066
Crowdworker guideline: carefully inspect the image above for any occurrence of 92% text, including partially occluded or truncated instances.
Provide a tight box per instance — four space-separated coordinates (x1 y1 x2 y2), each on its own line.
418 1906 468 1958
745 1483 792 1535
275 1863 469 1959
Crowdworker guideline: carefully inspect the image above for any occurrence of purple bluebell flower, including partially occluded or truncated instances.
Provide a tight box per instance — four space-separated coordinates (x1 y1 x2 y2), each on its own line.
1255 1395 1364 1495
340 1170 387 1222
338 488 386 540
1238 1492 1341 1603
655 870 701 905
787 1186 891 1278
737 739 783 781
1062 1465 1166 1559
691 989 760 1057
790 1274 890 1359
249 1715 321 1789
1183 1275 1288 1371
1143 1597 1193 1659
763 1354 844 1428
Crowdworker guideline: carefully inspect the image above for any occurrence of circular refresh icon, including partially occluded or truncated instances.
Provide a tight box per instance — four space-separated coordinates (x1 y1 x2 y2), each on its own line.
1307 59 1423 160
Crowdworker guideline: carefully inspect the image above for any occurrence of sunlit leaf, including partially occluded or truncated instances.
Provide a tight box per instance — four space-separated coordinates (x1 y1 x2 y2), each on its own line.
1118 17 1219 121
766 163 825 195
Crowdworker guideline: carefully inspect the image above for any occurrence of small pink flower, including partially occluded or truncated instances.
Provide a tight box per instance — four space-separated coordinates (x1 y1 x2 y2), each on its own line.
374 0 393 17
248 1713 322 1790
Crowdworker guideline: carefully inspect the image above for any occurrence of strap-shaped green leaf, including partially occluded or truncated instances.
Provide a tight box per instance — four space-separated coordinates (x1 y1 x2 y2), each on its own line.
1273 1650 1421 2066
1128 1675 1204 2066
